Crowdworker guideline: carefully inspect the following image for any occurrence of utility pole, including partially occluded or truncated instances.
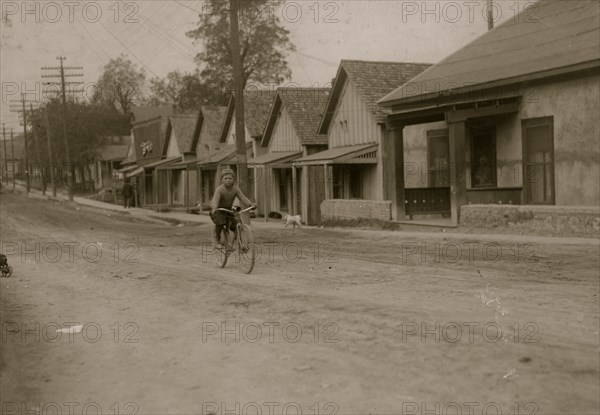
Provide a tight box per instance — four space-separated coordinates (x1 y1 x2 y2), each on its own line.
30 104 46 195
2 125 8 184
487 0 494 30
9 94 33 193
43 110 57 197
229 0 250 201
10 129 15 191
42 57 83 201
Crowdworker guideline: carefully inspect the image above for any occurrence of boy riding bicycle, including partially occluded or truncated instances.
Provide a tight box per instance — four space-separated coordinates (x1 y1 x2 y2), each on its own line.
210 168 256 249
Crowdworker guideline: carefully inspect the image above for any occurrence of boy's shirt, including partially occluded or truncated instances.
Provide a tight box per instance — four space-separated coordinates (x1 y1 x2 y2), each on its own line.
210 184 253 212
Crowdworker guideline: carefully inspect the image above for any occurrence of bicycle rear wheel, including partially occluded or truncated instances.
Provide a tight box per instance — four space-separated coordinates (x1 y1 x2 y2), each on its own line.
237 224 255 274
214 230 229 268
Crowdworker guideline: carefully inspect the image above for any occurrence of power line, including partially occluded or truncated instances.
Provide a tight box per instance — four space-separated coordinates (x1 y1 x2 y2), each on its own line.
41 56 84 201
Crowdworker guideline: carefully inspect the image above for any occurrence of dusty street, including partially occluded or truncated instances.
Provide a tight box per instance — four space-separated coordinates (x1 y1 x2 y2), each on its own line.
1 192 598 415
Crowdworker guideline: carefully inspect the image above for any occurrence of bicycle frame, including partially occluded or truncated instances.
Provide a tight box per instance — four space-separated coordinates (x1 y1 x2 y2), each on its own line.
213 206 256 274
215 206 255 247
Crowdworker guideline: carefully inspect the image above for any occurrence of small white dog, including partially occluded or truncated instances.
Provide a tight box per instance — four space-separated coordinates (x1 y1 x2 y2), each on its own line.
284 214 302 229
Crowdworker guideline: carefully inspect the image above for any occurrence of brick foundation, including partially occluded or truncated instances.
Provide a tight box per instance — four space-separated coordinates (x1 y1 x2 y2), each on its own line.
321 199 391 222
461 205 600 236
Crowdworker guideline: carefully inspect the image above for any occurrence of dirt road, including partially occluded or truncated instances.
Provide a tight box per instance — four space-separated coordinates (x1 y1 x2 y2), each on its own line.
1 193 598 415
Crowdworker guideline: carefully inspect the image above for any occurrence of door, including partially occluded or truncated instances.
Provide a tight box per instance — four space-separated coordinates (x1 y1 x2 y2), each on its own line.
522 117 554 204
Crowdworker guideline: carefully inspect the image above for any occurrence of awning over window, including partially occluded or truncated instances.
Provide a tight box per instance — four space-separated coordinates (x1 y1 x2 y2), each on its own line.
157 159 197 170
126 167 144 178
248 151 302 166
117 164 138 174
142 157 181 169
197 146 237 167
293 144 378 166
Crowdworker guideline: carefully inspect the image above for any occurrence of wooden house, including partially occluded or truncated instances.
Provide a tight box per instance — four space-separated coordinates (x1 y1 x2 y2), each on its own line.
196 90 275 210
294 60 431 223
378 0 600 225
155 114 200 208
121 107 175 207
252 88 330 224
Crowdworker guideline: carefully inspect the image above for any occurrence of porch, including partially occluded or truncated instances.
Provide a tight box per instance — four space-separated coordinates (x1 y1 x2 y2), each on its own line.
294 144 380 224
248 151 302 218
384 96 535 224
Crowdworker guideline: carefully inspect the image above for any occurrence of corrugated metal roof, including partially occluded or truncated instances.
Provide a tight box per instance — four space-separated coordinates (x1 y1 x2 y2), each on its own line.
380 0 600 107
248 151 302 165
294 144 376 164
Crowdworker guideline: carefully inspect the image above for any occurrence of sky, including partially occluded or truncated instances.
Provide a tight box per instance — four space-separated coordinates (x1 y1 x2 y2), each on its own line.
0 0 522 133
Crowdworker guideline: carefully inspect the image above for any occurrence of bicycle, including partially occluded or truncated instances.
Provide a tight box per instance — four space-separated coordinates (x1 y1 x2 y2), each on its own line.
212 206 256 274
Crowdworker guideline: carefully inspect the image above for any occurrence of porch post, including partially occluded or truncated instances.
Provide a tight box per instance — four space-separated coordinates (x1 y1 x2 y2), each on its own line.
291 165 297 216
141 174 145 207
323 163 333 200
448 120 467 224
263 166 270 222
184 168 189 211
167 170 172 206
384 125 405 221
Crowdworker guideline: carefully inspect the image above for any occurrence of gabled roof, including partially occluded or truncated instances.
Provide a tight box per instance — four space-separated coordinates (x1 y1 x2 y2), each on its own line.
320 60 432 133
130 105 174 124
198 106 227 154
218 90 277 143
131 116 166 165
165 113 200 155
380 0 600 107
96 144 129 162
121 135 137 165
262 88 331 147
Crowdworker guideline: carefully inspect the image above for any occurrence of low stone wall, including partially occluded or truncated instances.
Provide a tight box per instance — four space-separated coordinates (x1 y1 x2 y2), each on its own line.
461 205 600 236
321 199 391 222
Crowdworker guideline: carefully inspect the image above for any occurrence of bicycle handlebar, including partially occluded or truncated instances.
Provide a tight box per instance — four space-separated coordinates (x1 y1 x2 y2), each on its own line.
215 206 256 214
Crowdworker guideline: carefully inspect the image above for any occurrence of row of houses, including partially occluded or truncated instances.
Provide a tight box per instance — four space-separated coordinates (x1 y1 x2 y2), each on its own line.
99 0 598 227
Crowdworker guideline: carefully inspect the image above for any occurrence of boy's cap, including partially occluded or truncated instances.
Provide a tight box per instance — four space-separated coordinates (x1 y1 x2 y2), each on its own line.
221 168 235 178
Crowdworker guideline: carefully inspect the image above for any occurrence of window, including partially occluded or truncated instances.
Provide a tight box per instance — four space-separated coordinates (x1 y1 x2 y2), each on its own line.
427 129 449 187
522 117 554 204
470 123 497 188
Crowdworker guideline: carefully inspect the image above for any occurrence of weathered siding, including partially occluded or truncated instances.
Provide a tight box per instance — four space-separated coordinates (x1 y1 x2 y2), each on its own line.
226 116 252 145
269 107 302 152
329 79 379 148
518 75 600 206
166 132 180 158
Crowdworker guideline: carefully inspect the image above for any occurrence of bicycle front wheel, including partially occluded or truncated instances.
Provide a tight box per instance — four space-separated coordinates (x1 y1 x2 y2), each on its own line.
237 224 255 274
